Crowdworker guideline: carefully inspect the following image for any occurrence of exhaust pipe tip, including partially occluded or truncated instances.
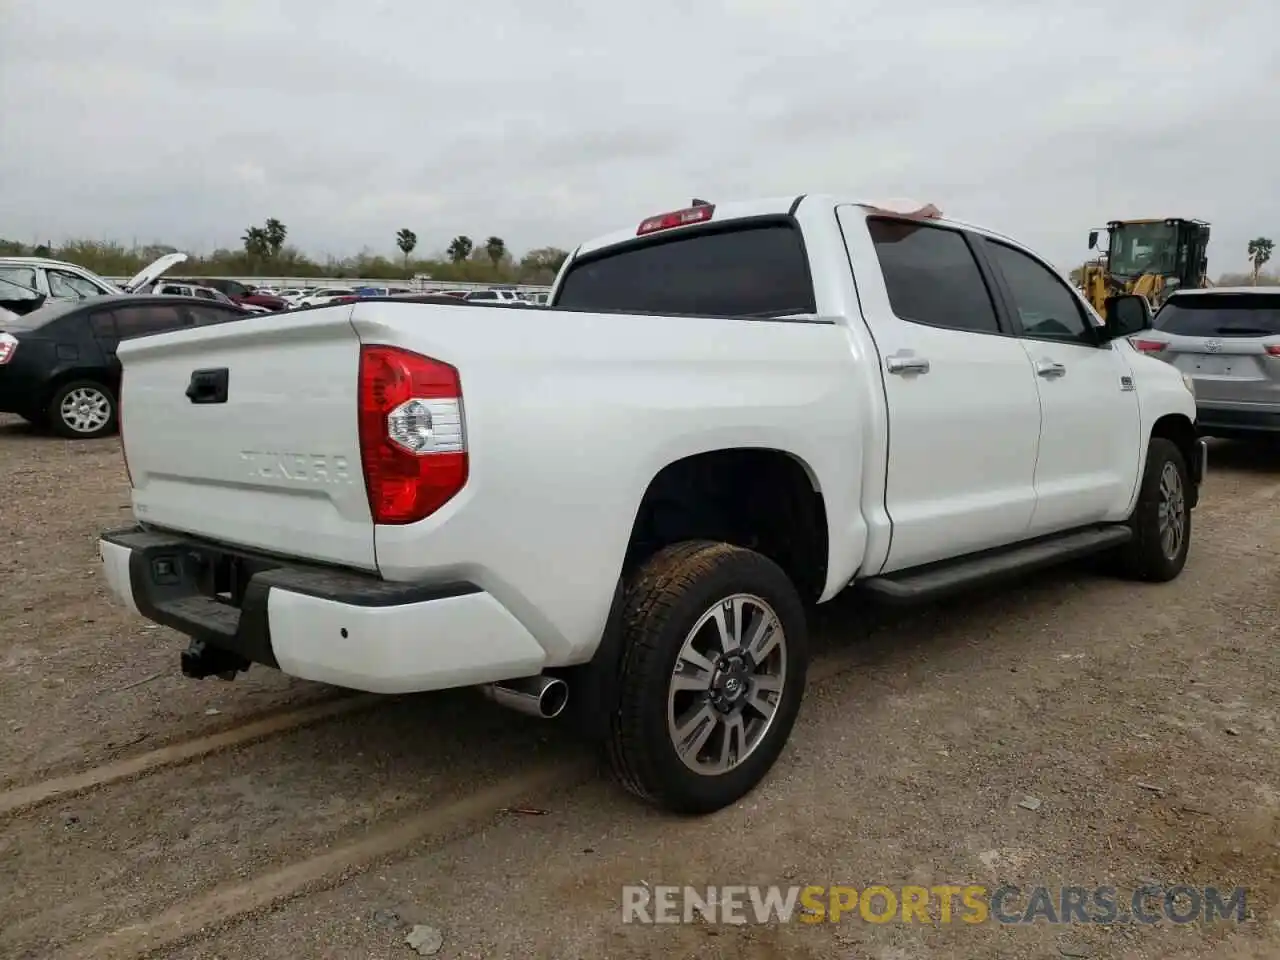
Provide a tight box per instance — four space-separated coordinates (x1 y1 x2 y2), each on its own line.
537 678 569 719
483 675 569 719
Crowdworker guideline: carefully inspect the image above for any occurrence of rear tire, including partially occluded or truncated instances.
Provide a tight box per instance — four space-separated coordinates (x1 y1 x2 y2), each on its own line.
1114 438 1191 582
47 380 117 439
607 541 808 815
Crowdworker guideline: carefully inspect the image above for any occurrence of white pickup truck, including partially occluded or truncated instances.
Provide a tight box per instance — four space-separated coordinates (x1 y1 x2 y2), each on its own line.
99 195 1206 814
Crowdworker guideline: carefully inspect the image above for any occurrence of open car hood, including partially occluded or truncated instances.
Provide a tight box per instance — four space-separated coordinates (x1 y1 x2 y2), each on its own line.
123 252 189 292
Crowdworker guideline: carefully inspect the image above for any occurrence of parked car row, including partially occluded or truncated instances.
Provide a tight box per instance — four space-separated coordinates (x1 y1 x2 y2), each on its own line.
0 255 553 314
283 286 544 307
152 282 272 313
0 266 551 440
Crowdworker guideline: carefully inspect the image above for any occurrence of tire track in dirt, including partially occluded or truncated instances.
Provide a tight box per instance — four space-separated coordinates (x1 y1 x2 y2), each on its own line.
0 690 581 958
0 693 383 818
61 760 592 960
29 646 892 960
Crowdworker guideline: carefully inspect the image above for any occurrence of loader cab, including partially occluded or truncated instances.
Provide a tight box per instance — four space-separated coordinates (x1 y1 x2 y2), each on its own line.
1101 218 1210 291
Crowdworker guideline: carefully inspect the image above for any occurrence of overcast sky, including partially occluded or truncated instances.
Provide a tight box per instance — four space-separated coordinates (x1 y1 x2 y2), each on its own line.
1 0 1276 273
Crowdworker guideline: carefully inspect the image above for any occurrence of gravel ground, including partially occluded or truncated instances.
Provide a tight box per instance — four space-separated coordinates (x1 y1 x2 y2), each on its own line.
0 413 1277 960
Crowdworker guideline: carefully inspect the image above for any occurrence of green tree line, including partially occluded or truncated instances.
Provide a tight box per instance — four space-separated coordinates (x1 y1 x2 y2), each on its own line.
0 219 570 285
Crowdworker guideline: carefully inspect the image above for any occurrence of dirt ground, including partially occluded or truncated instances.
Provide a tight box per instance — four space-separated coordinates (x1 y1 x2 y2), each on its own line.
0 411 1277 960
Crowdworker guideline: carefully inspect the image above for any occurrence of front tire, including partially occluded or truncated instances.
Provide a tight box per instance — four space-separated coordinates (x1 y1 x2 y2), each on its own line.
47 380 117 439
1115 438 1191 582
608 541 808 815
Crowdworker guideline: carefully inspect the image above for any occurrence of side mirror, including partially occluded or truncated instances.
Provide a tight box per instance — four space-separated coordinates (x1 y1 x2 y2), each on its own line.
1102 294 1151 341
1087 230 1099 250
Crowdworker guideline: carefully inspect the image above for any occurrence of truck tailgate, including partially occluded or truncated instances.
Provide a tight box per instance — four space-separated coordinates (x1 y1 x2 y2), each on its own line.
119 307 375 571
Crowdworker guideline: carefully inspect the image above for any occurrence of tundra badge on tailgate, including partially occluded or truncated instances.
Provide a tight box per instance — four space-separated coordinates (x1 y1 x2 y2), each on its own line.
240 451 353 485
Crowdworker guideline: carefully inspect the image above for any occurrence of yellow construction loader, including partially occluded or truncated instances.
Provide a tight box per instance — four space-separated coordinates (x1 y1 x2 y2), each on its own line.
1078 218 1211 314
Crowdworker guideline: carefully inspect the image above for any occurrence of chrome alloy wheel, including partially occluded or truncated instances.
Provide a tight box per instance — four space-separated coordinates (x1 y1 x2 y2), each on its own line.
666 594 787 776
1157 460 1186 560
59 386 111 434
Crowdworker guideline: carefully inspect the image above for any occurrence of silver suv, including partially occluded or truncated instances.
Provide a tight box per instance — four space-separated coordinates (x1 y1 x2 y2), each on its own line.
1137 287 1280 439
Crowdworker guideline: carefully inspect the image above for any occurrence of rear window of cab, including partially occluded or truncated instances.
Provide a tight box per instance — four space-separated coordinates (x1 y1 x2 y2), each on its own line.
555 221 816 318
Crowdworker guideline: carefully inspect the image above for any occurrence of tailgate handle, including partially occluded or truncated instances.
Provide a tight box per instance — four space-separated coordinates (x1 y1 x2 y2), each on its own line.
186 368 229 404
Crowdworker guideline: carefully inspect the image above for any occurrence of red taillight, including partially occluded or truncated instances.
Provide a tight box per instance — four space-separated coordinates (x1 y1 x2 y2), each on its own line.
1265 344 1280 357
357 345 467 525
636 204 715 236
0 333 17 365
1130 338 1166 353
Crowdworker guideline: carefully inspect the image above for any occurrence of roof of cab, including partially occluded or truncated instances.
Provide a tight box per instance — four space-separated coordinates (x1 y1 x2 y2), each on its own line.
574 196 802 257
571 193 1029 260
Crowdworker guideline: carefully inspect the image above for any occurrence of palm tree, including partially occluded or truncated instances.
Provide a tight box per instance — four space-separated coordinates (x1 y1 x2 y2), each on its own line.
264 218 287 258
447 235 473 263
241 226 269 260
485 236 506 268
396 228 418 269
1247 237 1274 286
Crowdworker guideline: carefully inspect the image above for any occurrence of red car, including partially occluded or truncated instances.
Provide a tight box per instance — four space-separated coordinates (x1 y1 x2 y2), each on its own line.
176 278 287 311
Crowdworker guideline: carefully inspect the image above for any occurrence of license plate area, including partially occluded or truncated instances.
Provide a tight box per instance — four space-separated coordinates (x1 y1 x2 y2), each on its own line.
147 546 279 609
1183 355 1237 377
1187 358 1228 378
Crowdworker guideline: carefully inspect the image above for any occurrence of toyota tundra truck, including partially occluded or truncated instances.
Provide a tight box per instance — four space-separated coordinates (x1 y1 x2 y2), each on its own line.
98 195 1206 814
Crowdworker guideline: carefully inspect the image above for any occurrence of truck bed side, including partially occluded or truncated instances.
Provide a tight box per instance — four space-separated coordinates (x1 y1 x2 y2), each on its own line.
350 301 864 663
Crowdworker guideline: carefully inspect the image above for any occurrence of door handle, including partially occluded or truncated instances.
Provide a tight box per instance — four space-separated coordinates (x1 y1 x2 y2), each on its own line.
886 354 931 375
1035 360 1066 379
186 367 230 404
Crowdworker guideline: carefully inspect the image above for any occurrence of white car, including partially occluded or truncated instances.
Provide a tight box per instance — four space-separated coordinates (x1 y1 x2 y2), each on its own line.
275 288 318 307
0 253 188 304
99 195 1203 814
294 288 356 307
463 289 523 304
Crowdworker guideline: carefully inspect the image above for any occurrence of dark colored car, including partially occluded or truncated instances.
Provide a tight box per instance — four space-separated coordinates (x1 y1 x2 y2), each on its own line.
0 294 246 439
175 277 287 311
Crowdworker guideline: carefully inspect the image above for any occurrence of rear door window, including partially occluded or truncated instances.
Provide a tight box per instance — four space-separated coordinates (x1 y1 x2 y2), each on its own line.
0 265 38 290
89 311 118 338
113 304 190 338
185 305 244 326
1154 294 1280 337
867 218 1001 334
555 221 816 317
